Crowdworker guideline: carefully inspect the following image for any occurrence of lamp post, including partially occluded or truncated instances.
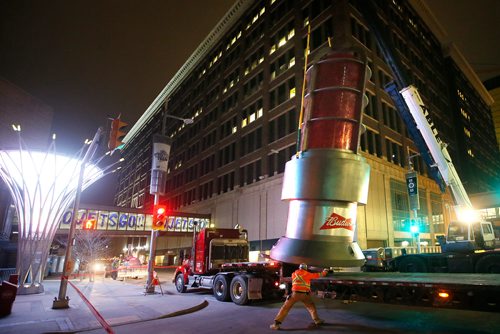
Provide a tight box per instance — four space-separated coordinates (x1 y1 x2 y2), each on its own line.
53 128 103 308
145 112 192 294
406 152 421 254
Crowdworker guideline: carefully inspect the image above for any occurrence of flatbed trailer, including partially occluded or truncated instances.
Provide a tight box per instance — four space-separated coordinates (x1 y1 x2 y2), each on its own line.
310 272 500 312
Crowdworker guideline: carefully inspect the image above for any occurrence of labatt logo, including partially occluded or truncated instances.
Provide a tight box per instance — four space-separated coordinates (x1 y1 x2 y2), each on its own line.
320 212 353 231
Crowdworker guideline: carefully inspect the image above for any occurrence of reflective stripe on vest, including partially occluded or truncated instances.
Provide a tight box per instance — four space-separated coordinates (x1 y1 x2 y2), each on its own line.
292 272 310 292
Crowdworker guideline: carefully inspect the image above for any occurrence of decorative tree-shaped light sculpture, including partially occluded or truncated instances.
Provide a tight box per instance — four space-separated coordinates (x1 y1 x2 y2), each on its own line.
0 127 105 294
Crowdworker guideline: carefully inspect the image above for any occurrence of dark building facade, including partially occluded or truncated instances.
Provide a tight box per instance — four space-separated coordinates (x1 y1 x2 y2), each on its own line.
0 77 54 267
116 0 500 253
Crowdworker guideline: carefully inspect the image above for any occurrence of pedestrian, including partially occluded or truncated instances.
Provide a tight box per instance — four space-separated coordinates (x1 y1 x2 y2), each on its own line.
270 263 330 330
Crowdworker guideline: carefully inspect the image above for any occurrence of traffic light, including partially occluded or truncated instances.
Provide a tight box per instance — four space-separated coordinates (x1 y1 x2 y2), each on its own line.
108 117 128 151
410 220 420 234
83 219 96 230
152 204 167 230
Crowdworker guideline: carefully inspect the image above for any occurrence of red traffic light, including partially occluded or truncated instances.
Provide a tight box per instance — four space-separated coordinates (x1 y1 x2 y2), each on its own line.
152 204 167 230
83 219 96 230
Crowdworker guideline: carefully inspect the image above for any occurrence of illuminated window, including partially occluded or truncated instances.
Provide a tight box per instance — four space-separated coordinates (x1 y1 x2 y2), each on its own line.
457 89 467 102
467 149 474 157
241 99 264 127
270 20 295 54
460 108 470 120
464 127 471 137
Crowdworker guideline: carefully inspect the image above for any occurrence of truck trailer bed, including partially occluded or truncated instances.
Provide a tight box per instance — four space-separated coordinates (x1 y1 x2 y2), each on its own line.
311 272 500 312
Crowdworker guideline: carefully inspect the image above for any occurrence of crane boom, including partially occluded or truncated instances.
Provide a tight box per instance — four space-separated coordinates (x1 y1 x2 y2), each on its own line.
399 85 473 211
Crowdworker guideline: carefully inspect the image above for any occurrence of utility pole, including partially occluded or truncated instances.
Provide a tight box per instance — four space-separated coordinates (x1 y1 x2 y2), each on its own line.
53 127 102 309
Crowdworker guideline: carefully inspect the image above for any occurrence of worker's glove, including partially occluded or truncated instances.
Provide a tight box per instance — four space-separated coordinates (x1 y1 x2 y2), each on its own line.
323 267 334 275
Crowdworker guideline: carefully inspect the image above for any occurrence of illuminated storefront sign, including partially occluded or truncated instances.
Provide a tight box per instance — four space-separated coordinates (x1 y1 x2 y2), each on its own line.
59 208 210 232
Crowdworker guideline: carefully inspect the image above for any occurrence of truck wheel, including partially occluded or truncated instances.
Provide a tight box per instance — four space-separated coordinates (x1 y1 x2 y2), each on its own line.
398 257 427 272
230 276 249 305
213 275 231 301
475 255 500 273
175 274 187 293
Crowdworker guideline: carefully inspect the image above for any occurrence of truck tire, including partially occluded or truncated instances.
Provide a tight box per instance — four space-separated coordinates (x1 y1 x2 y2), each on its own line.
475 255 500 273
397 256 427 272
175 274 187 293
213 275 231 302
230 276 249 305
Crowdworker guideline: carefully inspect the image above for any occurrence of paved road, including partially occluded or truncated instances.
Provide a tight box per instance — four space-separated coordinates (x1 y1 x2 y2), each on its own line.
1 271 499 334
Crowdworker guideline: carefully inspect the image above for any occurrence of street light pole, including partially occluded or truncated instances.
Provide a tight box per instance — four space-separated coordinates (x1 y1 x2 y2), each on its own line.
53 127 102 309
407 151 421 254
145 111 192 294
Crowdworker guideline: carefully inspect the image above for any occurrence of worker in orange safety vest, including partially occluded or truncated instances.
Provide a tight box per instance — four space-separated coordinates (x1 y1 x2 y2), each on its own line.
270 263 330 330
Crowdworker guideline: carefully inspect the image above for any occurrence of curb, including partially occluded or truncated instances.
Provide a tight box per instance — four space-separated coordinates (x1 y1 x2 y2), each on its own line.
41 300 210 334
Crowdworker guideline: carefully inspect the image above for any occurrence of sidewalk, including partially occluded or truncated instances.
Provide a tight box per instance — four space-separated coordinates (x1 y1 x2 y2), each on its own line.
0 272 207 334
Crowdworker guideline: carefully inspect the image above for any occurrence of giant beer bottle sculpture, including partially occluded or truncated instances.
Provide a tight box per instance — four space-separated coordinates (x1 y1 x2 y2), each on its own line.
270 46 371 267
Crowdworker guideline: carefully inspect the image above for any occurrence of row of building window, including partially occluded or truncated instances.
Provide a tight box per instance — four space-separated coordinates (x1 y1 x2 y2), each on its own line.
169 143 297 209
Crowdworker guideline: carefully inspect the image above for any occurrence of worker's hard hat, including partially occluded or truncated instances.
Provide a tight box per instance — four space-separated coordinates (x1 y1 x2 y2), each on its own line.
299 263 308 270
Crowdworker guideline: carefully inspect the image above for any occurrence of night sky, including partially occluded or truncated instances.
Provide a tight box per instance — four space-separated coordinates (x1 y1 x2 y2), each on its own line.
1 0 498 204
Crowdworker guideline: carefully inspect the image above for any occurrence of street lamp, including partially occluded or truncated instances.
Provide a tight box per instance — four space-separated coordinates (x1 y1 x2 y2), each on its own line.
145 110 192 294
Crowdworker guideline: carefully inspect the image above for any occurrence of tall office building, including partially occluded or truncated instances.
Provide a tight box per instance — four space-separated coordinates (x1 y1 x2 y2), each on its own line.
117 0 500 253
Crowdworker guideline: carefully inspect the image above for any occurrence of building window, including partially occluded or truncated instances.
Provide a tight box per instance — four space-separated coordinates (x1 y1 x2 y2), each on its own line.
221 116 238 139
246 5 266 31
418 188 430 233
270 48 295 80
269 77 296 109
302 0 331 27
244 47 264 76
222 68 240 94
202 130 217 151
303 18 333 51
359 128 382 157
240 127 263 157
364 90 378 119
270 20 295 55
268 144 296 176
382 101 400 132
351 17 371 49
241 99 263 128
217 171 235 194
221 92 239 114
243 71 264 98
200 154 215 176
269 108 297 142
390 179 410 232
239 159 263 186
430 193 445 234
218 142 236 167
385 139 403 167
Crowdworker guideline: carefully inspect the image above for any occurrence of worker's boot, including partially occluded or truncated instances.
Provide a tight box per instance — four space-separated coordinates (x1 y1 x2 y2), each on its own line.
270 321 281 330
314 319 325 326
